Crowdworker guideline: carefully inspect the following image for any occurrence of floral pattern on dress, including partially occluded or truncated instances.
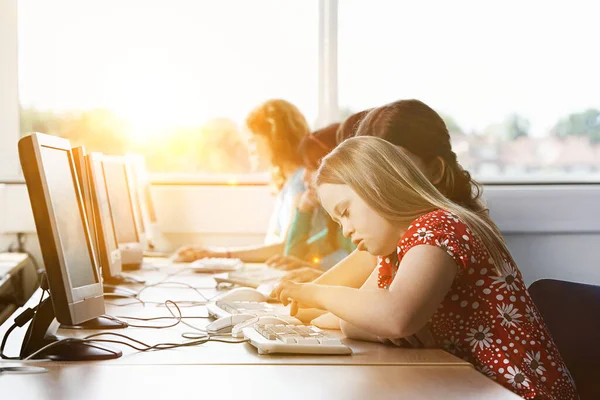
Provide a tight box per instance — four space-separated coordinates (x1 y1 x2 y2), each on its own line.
376 210 578 400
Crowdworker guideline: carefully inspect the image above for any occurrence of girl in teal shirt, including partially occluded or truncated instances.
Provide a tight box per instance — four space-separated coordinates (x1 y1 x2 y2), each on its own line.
268 123 356 274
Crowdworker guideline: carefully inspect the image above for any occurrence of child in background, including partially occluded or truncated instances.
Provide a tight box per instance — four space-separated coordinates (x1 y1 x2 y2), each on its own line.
176 99 308 262
267 123 356 278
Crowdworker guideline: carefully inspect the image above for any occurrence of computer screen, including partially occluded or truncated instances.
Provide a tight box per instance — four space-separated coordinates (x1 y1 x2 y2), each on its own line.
86 152 123 279
125 162 146 237
71 146 100 270
40 146 98 288
19 133 104 326
126 153 157 232
102 157 139 245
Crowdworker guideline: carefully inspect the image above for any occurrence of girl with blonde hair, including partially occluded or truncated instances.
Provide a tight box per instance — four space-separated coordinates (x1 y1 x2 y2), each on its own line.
273 136 577 399
176 99 309 262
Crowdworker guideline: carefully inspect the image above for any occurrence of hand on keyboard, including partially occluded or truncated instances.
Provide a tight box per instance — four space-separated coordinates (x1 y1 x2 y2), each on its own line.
265 255 316 271
174 245 222 262
282 267 324 283
270 281 318 316
191 257 243 272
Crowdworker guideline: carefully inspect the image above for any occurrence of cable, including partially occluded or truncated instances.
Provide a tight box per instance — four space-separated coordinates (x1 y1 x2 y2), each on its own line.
135 281 209 303
114 300 183 329
163 300 207 333
0 324 19 360
22 331 202 360
23 338 80 361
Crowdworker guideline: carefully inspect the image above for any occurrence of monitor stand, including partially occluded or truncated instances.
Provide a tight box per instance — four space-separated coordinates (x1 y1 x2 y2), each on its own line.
60 314 128 330
20 296 122 361
101 274 142 300
106 273 145 285
120 243 144 271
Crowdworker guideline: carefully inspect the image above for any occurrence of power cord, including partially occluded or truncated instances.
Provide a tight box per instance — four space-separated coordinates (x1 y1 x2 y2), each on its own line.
22 329 248 361
1 284 47 360
3 297 246 361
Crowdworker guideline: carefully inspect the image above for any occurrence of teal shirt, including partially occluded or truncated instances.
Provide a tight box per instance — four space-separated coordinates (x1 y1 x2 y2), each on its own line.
284 208 356 270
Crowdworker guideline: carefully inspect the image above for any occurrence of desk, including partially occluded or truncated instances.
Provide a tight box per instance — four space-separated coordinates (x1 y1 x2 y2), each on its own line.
0 259 519 399
0 364 521 400
0 253 37 325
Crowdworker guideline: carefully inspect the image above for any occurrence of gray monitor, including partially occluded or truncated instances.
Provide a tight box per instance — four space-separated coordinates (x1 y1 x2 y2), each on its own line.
86 152 123 280
102 156 143 269
19 133 104 324
18 133 123 361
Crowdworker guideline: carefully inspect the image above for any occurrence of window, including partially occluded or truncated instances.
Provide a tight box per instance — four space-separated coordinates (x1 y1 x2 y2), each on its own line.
338 0 600 182
18 0 318 177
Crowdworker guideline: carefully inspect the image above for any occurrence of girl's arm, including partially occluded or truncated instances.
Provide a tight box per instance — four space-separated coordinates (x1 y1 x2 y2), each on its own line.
174 242 284 263
312 249 377 288
338 267 383 342
274 245 457 339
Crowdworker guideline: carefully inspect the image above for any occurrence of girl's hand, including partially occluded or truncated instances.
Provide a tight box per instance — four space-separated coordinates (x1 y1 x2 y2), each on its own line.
174 245 221 262
266 255 313 271
270 281 320 316
283 267 324 283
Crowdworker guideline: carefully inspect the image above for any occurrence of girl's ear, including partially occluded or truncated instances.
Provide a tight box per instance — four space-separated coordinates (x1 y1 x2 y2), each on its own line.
429 156 446 185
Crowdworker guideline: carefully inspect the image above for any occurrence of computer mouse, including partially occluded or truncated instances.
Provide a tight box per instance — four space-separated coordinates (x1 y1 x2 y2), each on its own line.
231 316 290 338
213 287 268 303
205 314 255 334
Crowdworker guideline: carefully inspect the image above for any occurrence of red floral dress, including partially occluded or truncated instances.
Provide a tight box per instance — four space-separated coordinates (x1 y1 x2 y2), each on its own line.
377 210 578 399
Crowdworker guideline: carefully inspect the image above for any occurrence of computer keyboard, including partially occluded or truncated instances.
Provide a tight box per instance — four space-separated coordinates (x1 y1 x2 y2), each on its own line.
190 257 243 273
207 300 301 324
213 266 286 288
243 323 352 355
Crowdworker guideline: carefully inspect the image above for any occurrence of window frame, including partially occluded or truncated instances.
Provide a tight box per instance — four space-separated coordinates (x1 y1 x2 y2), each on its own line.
0 0 21 182
2 0 339 184
3 0 598 184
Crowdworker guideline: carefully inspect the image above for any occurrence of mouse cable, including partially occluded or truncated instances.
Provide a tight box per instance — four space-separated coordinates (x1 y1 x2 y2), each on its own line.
136 281 209 303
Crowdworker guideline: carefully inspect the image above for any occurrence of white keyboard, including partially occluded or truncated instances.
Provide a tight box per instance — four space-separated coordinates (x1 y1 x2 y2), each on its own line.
243 323 352 355
213 266 286 288
190 257 243 273
207 301 300 324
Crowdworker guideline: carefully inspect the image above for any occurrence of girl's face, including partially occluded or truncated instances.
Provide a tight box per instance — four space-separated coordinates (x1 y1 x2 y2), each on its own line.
247 134 272 170
317 183 403 256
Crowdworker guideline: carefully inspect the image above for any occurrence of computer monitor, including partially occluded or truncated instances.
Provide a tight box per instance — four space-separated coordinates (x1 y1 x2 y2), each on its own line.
125 153 170 254
18 133 122 360
125 160 147 249
71 146 100 268
86 152 124 281
102 155 143 269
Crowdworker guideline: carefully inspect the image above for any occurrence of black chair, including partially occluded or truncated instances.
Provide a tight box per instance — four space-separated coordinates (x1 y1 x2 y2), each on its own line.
528 279 600 400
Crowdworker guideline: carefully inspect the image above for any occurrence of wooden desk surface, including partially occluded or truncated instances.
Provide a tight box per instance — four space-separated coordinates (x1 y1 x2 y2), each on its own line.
0 364 521 400
1 260 471 367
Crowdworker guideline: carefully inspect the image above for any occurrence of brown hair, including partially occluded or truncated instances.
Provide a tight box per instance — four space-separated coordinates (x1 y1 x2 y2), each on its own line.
336 110 371 144
246 99 309 190
297 123 340 249
355 99 486 214
298 123 340 170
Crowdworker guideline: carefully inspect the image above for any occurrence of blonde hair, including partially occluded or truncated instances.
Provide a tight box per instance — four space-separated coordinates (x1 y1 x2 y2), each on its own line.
315 136 513 276
246 99 309 191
